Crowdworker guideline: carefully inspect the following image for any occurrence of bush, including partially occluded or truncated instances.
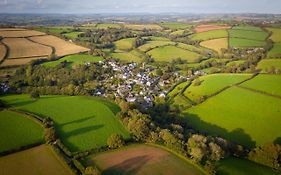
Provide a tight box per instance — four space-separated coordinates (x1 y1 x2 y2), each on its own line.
30 91 40 100
44 127 57 143
107 133 125 149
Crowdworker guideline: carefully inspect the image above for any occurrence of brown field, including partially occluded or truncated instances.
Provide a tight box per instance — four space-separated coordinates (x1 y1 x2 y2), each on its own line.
0 30 45 37
0 145 74 175
0 28 27 31
3 38 52 59
123 24 162 30
195 24 231 33
88 144 206 175
0 44 7 61
29 35 89 57
0 57 47 67
200 38 228 54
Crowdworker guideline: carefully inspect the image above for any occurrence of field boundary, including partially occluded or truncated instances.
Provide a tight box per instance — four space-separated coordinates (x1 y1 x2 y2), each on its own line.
236 85 281 100
0 40 9 65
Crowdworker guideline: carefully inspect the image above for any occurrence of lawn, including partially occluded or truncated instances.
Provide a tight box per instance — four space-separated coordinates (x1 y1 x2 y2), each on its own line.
229 38 266 48
200 38 228 54
266 28 281 42
114 38 136 51
0 95 130 152
183 74 252 103
184 86 281 147
160 22 192 29
147 45 202 63
257 59 281 72
0 110 44 153
42 54 103 68
190 29 228 41
137 41 175 52
86 144 206 175
216 157 280 175
240 74 281 97
0 145 74 175
228 29 269 41
267 43 281 58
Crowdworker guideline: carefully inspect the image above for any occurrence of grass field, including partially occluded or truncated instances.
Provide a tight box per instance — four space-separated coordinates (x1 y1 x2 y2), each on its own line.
170 30 185 36
184 86 281 147
63 32 84 39
123 24 162 30
267 43 281 58
195 24 231 33
96 23 121 29
228 29 268 41
240 74 281 97
0 95 130 152
200 38 228 54
0 110 44 153
0 145 74 175
190 29 228 41
183 74 251 103
34 27 73 35
109 51 144 63
0 30 45 37
266 28 281 42
177 43 206 54
216 157 280 175
137 41 175 52
226 60 246 67
0 44 7 61
229 38 266 48
3 38 52 59
160 22 192 29
42 54 103 68
171 95 192 109
29 35 89 57
168 81 189 97
232 25 263 32
147 45 202 63
114 38 136 51
257 59 281 72
87 144 206 175
148 36 170 41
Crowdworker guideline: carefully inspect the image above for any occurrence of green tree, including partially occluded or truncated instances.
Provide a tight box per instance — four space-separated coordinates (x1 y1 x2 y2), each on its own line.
44 127 57 143
107 133 125 149
30 91 40 100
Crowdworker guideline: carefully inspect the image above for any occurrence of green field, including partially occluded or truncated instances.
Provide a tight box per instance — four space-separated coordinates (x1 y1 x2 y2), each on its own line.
171 95 192 109
266 28 281 42
0 110 44 153
228 29 268 41
226 60 246 67
63 32 84 39
183 74 251 103
240 74 281 97
109 50 144 63
160 22 192 29
147 45 202 63
87 144 206 175
257 59 281 72
42 54 103 68
114 38 136 51
96 23 121 29
170 30 185 36
177 43 206 54
0 95 130 152
217 157 280 175
184 86 281 147
148 36 170 41
137 41 175 52
229 38 266 48
0 145 74 175
268 43 281 58
190 29 228 41
168 81 189 97
232 25 263 32
34 26 73 34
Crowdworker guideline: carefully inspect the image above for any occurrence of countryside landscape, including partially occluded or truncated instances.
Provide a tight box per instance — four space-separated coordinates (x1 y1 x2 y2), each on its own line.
0 1 281 175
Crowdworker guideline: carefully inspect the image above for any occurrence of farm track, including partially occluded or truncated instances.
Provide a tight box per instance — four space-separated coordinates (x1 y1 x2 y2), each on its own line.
236 85 281 100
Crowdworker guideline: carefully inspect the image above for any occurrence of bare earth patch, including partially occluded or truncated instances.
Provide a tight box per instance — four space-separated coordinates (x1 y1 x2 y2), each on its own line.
0 30 45 37
195 24 231 33
0 57 48 67
0 44 7 62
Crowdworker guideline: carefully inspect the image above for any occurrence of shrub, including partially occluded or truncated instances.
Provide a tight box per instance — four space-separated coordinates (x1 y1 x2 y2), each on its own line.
107 133 125 149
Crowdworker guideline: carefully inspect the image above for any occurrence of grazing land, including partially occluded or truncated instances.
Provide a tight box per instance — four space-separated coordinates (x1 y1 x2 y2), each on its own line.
3 38 52 59
0 29 45 37
42 54 103 68
200 38 228 54
228 29 268 41
0 44 7 61
267 43 281 58
240 74 281 97
216 157 280 175
0 94 130 152
96 23 121 29
195 24 231 33
184 86 281 147
160 22 192 29
114 38 136 51
147 45 202 62
137 41 175 52
63 32 84 39
109 51 144 63
34 26 73 35
0 145 74 175
0 110 44 153
232 25 264 32
168 81 189 97
29 35 89 57
123 24 162 30
266 28 281 42
229 38 266 48
190 29 228 41
87 144 206 175
226 60 246 67
170 30 185 36
257 59 281 72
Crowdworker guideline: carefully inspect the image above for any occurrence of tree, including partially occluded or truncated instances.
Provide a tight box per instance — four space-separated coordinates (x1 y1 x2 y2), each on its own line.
30 91 40 100
107 133 125 149
193 79 202 86
44 127 57 143
85 166 101 175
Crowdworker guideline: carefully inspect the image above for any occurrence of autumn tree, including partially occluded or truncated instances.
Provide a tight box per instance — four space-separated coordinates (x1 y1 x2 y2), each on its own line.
107 133 125 149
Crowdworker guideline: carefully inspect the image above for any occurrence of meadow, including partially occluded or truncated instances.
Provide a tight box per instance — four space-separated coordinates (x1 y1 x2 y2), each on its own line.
266 28 281 42
160 22 192 29
267 43 281 58
0 110 44 153
114 38 136 51
170 30 185 36
232 25 263 32
183 74 252 103
190 29 228 41
42 54 103 68
228 29 268 41
257 59 281 72
168 81 190 97
200 38 228 54
63 32 84 39
147 45 202 63
229 38 266 48
123 24 162 30
137 41 175 52
87 144 206 175
240 74 281 97
0 95 131 152
226 60 246 67
95 23 121 29
184 86 281 147
34 26 73 35
109 51 144 63
177 43 206 54
0 145 74 175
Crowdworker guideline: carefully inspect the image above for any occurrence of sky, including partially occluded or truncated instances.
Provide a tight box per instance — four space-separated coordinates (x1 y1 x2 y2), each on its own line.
0 0 280 14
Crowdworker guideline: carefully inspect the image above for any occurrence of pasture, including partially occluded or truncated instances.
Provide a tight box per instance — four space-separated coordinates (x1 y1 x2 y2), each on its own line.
228 29 268 41
184 86 281 147
96 23 121 29
3 38 52 59
195 24 231 33
148 36 170 41
1 94 130 152
123 24 162 30
190 29 228 41
114 38 136 51
0 29 45 38
63 32 84 39
240 74 281 97
183 74 251 103
147 45 202 63
0 44 7 61
0 110 44 153
29 35 89 57
160 22 192 29
87 144 206 175
257 59 281 72
168 81 189 97
170 30 185 36
266 28 281 42
0 145 74 175
109 51 144 63
216 157 280 175
229 38 266 48
171 95 192 109
42 54 103 68
200 38 228 54
232 25 263 32
34 26 73 35
137 41 175 52
267 43 281 58
226 60 246 67
177 43 206 54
